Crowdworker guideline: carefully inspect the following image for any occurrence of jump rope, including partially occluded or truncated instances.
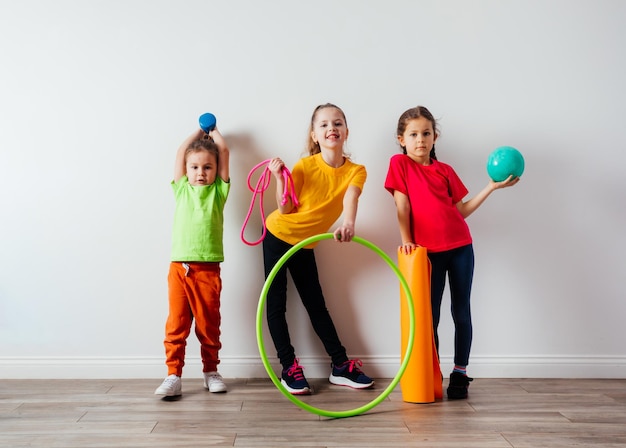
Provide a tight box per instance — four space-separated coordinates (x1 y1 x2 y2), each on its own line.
241 159 299 246
197 114 300 246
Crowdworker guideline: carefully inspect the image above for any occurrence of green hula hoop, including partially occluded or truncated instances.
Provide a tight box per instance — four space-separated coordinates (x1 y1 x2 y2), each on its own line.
256 233 415 418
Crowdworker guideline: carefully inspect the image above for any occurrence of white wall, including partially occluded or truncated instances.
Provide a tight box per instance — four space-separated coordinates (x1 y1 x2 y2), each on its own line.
1 0 625 379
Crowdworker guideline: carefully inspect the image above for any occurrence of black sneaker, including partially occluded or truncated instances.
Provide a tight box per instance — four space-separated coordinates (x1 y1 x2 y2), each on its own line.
447 371 473 399
281 358 311 395
329 359 374 389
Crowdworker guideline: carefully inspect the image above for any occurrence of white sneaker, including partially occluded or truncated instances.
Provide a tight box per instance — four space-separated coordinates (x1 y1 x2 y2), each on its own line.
155 374 182 396
203 371 227 393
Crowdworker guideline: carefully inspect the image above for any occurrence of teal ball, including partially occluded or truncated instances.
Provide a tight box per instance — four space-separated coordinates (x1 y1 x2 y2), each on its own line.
486 146 525 182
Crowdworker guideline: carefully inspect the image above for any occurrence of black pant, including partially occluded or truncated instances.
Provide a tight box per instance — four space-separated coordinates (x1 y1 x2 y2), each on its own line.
263 231 348 370
428 244 474 367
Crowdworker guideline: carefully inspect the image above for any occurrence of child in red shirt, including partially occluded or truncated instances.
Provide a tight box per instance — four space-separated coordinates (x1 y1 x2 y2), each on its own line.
385 106 519 399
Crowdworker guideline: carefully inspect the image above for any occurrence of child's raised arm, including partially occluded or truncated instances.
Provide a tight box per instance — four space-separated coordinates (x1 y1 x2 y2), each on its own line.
174 129 205 182
209 128 230 182
456 175 520 218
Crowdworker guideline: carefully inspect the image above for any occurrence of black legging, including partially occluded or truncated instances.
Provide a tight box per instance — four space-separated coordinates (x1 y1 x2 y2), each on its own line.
262 230 348 370
428 244 475 367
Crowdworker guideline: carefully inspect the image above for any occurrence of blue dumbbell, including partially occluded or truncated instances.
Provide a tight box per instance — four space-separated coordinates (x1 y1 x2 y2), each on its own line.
199 113 217 133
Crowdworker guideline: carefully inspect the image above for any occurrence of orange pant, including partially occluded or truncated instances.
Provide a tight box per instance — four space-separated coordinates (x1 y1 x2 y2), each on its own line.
164 262 222 376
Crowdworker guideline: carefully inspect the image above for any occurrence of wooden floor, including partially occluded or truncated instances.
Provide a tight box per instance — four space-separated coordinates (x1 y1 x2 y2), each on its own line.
1 377 626 447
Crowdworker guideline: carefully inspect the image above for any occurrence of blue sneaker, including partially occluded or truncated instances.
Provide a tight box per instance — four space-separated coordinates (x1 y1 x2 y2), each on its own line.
329 359 374 389
281 358 311 395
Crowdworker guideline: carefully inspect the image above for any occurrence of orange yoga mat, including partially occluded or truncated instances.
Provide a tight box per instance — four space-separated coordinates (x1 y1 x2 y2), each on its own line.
398 247 443 403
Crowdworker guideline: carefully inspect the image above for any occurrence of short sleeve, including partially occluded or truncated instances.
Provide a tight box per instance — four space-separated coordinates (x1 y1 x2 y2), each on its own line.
445 166 468 204
350 164 367 191
384 154 407 196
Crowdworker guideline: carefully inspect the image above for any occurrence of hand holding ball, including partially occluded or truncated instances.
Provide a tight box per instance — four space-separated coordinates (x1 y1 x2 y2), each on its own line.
486 146 525 182
199 113 217 133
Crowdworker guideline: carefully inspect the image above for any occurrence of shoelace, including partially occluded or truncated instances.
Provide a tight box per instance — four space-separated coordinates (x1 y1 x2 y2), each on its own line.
286 359 305 380
241 159 299 246
342 359 364 373
163 376 178 386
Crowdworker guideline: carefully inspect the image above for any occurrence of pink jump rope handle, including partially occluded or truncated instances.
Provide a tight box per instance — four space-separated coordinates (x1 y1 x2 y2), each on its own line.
241 160 299 246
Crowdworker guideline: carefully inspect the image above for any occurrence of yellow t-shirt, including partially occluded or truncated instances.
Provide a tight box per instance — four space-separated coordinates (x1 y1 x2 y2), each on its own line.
265 153 366 248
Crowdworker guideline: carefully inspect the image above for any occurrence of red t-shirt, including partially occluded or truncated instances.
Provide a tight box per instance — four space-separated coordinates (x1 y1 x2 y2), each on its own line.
384 154 472 253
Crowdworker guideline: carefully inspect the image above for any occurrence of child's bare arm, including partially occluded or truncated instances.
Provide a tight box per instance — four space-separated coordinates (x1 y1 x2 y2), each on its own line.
393 190 416 254
334 185 361 242
210 128 230 182
268 158 295 214
174 129 205 182
456 175 520 218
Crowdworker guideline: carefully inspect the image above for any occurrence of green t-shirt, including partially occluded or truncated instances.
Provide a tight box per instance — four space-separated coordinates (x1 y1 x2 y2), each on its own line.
170 176 230 262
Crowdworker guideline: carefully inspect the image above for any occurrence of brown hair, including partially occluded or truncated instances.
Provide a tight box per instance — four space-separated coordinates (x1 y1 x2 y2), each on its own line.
185 138 219 163
396 106 439 161
306 103 349 156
